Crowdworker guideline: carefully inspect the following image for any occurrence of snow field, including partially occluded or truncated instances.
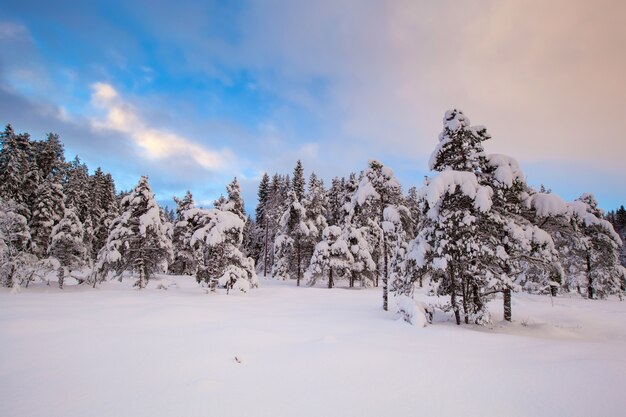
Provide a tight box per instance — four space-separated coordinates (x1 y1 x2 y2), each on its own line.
1 277 626 417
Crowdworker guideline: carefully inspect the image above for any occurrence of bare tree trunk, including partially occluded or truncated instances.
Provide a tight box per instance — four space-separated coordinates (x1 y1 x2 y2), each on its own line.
328 268 333 289
586 252 594 300
296 239 301 287
450 267 461 325
58 267 65 290
503 288 512 322
381 203 389 311
462 276 469 324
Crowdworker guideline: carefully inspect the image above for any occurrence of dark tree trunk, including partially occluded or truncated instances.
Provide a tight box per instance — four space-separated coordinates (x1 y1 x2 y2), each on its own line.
586 252 594 300
349 271 354 288
381 202 389 311
296 239 301 287
58 267 64 290
503 288 512 322
462 276 469 324
328 268 333 289
449 268 461 325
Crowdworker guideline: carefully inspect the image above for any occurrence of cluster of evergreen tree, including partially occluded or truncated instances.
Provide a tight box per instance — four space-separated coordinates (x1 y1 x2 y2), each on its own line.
0 125 118 288
2 114 624 325
248 110 625 324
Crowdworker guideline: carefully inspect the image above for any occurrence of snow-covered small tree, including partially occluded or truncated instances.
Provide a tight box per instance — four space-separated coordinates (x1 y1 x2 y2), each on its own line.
169 191 196 275
94 176 173 288
272 191 309 285
189 208 258 292
348 159 402 311
49 207 85 289
224 177 246 222
0 199 34 289
306 226 353 288
344 224 376 287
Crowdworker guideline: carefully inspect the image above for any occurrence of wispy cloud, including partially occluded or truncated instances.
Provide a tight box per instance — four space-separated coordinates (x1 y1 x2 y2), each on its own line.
0 21 31 42
89 82 233 170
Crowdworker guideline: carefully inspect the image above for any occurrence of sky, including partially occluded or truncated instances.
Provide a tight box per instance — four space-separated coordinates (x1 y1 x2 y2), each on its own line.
1 0 624 213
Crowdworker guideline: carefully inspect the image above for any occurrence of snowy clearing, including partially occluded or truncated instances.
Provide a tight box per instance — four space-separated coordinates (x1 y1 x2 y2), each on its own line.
2 277 626 417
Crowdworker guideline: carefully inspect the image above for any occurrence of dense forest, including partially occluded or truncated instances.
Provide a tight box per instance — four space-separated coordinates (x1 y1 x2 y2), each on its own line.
1 110 624 325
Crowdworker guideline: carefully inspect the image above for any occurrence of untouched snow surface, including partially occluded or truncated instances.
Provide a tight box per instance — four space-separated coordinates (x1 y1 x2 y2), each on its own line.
2 277 626 417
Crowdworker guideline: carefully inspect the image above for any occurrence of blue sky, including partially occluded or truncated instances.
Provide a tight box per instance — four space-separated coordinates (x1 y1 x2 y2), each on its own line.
1 0 624 213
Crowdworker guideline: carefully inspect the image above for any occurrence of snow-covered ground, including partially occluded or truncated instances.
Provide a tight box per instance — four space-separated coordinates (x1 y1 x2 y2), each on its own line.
2 277 626 417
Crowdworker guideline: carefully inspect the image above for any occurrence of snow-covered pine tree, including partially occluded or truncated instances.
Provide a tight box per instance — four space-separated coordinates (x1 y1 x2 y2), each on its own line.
0 199 34 289
224 177 246 222
64 156 92 223
292 160 305 202
33 132 65 180
82 215 95 267
272 190 309 285
169 191 196 275
303 172 328 269
256 173 270 227
348 159 402 311
0 125 33 217
94 176 173 288
429 109 489 172
571 194 625 298
344 224 376 287
260 174 289 276
404 110 495 324
327 177 344 226
29 178 66 258
306 225 353 288
89 168 119 259
479 155 562 321
49 207 85 289
188 207 258 293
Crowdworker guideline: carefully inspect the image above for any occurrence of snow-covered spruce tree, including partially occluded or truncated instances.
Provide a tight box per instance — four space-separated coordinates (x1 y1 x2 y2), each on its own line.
224 177 246 222
405 111 564 324
169 191 196 275
344 223 376 287
327 177 346 226
0 125 33 213
89 168 119 260
571 194 624 298
403 110 494 324
188 207 258 293
0 199 34 289
33 132 65 180
64 157 91 221
49 207 85 289
306 225 353 288
29 178 66 258
348 159 402 311
303 172 328 268
410 172 494 324
272 190 309 285
383 204 412 294
480 154 563 321
259 174 287 276
94 176 173 288
292 160 305 202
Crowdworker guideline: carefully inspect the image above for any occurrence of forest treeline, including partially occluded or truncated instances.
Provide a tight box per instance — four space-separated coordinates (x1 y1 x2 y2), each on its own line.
1 110 625 325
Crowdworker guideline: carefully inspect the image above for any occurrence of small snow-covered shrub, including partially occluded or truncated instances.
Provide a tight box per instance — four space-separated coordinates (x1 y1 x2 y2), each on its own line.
395 295 432 328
